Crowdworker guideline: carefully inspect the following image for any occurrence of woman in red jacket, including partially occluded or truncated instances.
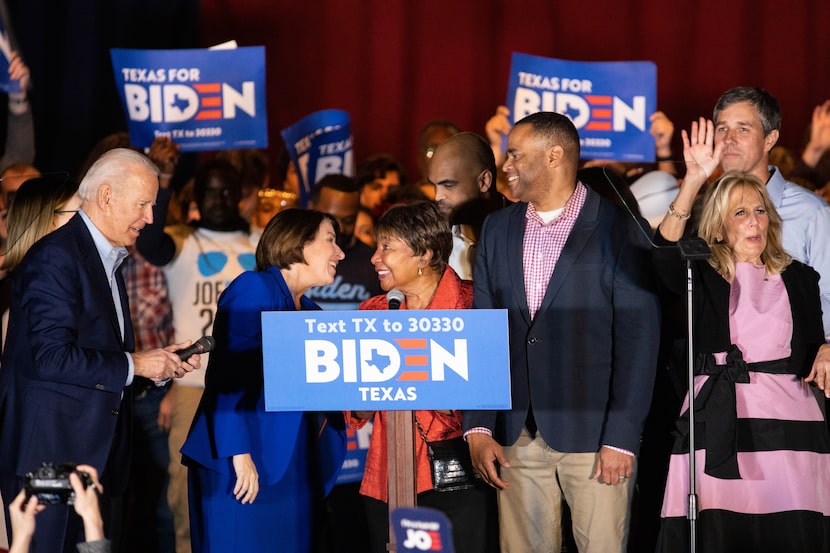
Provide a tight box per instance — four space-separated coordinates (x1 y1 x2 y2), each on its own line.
346 200 494 553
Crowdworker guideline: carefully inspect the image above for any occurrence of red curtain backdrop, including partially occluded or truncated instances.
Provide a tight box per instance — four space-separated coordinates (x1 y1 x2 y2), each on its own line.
200 0 830 180
6 0 828 179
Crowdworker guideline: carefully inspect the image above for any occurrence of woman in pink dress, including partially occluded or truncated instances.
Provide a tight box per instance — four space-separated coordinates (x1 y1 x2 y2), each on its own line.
651 120 830 552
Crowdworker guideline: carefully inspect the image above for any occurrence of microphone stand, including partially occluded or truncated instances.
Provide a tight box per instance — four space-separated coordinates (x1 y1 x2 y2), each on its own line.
597 165 708 551
676 237 711 553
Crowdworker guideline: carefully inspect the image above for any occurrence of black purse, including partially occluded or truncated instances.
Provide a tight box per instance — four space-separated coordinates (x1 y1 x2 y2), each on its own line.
415 415 482 492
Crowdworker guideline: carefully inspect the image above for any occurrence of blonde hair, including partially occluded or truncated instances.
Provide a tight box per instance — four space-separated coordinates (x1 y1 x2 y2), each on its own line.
697 170 790 282
3 176 79 272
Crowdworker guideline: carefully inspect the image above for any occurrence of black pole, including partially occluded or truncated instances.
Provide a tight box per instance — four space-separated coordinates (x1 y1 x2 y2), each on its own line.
676 237 712 553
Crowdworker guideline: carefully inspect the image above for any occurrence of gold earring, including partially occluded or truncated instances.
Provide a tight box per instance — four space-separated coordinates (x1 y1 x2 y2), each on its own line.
418 266 423 276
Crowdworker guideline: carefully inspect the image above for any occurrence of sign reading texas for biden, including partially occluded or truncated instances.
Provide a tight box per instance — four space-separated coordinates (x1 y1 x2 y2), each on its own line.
261 309 511 411
110 47 267 151
507 52 656 162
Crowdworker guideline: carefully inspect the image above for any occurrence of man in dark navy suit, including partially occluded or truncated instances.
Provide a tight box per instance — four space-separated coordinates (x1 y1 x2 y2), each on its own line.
0 148 200 553
464 112 660 553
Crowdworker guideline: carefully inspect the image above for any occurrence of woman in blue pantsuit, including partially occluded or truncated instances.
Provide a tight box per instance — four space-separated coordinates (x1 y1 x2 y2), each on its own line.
181 209 346 552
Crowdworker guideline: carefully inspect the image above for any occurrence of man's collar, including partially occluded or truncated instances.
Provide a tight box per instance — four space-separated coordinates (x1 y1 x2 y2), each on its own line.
765 165 785 207
527 181 586 224
78 209 128 267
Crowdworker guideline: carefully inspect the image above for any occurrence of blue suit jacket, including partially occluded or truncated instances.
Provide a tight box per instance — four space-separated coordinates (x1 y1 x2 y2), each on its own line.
0 213 134 490
181 267 345 494
464 185 660 455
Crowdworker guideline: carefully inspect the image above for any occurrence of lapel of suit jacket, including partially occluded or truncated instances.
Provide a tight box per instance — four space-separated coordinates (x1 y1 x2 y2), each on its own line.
507 204 532 327
116 268 135 352
535 186 600 317
73 216 130 350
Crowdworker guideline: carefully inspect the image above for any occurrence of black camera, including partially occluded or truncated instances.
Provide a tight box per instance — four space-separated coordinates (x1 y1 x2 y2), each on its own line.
25 462 93 505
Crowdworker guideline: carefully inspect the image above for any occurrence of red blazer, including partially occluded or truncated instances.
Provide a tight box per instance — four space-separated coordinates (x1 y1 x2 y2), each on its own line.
346 267 472 501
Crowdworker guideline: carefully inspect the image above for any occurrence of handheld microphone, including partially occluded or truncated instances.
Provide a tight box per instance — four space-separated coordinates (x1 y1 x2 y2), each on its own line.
386 289 404 310
174 336 216 361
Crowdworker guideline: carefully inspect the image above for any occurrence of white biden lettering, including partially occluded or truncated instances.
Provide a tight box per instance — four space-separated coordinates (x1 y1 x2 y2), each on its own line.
123 82 256 123
304 338 469 383
513 87 646 132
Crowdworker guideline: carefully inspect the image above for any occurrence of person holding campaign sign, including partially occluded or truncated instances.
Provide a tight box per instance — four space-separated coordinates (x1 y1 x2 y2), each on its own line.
180 208 347 553
346 201 494 553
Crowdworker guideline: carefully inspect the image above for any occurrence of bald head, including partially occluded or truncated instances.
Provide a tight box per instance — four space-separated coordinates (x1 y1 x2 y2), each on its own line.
428 132 496 218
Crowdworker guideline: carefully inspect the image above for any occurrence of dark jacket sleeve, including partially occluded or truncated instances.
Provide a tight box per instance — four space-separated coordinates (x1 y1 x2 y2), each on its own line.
136 187 176 266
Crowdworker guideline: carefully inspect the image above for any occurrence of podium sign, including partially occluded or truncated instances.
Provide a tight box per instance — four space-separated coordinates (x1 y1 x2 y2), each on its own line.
262 309 511 411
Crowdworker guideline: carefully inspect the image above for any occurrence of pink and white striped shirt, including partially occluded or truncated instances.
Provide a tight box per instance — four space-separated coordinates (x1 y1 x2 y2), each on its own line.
523 182 587 319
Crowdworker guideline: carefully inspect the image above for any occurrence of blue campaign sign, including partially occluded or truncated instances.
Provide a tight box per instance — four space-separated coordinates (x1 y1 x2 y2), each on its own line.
336 423 372 484
280 109 354 207
507 52 657 162
261 309 511 411
0 16 19 94
110 47 268 151
392 507 455 552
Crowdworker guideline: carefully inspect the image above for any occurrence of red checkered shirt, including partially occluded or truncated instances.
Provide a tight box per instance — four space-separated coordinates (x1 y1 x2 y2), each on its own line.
523 181 587 319
122 251 175 350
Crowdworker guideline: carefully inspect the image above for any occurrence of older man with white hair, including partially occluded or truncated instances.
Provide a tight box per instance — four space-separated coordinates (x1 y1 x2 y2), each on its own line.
0 148 200 553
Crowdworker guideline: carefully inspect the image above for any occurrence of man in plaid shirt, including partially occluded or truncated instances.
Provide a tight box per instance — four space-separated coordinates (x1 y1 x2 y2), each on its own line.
122 250 175 553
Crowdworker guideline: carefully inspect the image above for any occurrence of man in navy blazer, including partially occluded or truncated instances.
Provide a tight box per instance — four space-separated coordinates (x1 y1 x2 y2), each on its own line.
0 148 200 553
464 112 660 553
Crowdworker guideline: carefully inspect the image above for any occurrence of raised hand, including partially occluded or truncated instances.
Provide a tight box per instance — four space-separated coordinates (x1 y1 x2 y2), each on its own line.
681 117 723 184
7 51 30 92
146 136 181 190
650 111 675 154
485 105 512 166
803 100 830 168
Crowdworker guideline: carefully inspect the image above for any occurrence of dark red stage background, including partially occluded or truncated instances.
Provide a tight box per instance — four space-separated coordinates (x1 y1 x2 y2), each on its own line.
9 0 830 180
199 0 830 179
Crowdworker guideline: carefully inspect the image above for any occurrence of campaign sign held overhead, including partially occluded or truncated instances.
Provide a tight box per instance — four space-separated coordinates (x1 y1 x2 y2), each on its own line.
110 46 268 151
0 11 19 94
262 309 511 411
281 109 354 207
507 52 657 162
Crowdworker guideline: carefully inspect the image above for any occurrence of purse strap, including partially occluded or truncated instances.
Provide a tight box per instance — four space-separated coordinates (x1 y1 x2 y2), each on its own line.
412 413 429 445
413 414 431 444
414 412 458 444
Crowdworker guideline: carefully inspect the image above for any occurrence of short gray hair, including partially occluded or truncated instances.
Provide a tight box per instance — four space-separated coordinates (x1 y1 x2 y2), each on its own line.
78 148 159 201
